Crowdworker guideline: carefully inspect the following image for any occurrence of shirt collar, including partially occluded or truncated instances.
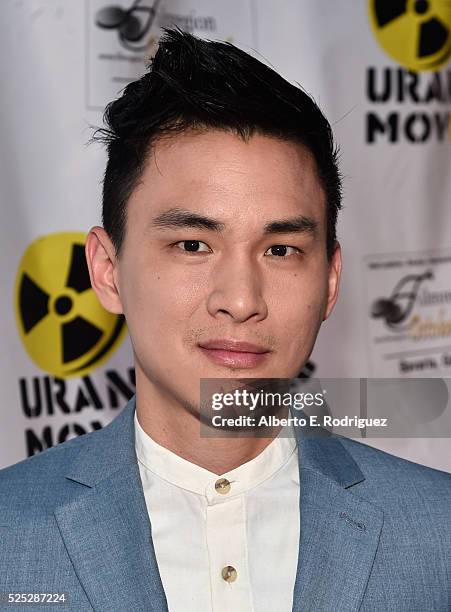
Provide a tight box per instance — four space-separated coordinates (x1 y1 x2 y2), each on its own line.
134 411 298 504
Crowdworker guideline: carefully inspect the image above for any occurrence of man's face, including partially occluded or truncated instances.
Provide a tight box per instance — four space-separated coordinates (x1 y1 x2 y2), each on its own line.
89 129 341 413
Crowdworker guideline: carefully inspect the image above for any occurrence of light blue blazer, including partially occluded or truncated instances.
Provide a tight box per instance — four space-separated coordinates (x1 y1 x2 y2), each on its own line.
0 395 450 611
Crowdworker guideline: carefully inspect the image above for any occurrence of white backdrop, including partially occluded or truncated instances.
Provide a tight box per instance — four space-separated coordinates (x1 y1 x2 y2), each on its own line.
1 0 450 470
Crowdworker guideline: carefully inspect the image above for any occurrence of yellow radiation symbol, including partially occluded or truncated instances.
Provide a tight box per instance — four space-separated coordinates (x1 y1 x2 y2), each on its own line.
368 0 451 71
14 232 126 378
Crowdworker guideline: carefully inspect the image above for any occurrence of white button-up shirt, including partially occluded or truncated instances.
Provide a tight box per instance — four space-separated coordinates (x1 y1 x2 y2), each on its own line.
135 412 300 612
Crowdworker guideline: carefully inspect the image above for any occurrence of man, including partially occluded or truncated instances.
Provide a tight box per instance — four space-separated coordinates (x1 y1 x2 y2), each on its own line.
0 28 450 612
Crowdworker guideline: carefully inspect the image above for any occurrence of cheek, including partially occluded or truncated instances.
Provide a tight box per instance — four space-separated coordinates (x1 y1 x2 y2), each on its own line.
273 275 328 340
119 262 204 335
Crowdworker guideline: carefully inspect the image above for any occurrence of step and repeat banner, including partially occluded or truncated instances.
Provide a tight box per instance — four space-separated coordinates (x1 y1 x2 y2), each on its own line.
0 0 450 470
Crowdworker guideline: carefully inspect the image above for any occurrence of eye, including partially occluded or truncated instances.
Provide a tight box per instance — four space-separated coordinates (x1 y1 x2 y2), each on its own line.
174 240 211 253
264 245 302 257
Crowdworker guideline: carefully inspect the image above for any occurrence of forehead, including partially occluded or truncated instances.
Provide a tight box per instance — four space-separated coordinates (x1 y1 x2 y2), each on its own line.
130 129 326 228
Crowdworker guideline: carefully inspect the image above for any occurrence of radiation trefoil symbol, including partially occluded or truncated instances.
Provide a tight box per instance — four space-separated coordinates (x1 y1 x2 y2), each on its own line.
368 0 451 71
15 232 126 378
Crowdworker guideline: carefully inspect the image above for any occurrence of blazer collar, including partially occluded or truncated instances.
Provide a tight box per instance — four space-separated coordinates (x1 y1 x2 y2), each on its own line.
64 397 365 490
291 414 366 489
63 395 139 488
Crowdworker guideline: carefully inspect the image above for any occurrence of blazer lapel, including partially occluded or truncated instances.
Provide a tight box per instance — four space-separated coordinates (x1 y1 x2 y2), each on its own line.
291 432 383 612
54 397 168 612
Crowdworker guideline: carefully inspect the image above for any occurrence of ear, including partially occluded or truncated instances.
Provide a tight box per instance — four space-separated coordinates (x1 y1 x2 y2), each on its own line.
85 226 124 314
323 241 342 321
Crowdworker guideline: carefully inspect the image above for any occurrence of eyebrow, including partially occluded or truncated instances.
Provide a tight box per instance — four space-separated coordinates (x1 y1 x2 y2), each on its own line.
150 208 225 232
149 207 318 237
263 216 318 236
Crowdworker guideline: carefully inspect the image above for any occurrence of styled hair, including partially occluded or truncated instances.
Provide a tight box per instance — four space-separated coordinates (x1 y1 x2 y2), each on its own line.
93 28 342 260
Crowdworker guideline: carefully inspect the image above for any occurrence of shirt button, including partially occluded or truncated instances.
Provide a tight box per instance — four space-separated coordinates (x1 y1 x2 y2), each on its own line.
221 566 238 583
215 478 231 494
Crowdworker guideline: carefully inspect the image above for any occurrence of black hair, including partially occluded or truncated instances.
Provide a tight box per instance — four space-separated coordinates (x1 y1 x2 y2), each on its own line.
93 28 342 260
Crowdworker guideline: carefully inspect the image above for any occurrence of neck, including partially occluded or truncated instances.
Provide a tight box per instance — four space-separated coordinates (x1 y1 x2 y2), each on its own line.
134 367 281 475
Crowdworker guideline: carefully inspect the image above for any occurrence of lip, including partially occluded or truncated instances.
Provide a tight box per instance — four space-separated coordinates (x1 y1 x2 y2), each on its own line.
198 339 272 368
199 339 271 353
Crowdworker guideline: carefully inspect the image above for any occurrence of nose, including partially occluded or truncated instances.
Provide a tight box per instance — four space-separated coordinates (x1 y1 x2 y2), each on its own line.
206 253 268 323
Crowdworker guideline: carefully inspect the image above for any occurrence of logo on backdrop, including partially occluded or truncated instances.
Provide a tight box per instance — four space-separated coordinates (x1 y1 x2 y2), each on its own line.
365 0 450 144
86 0 255 109
364 249 451 375
14 232 126 378
371 270 434 330
94 0 160 52
368 0 451 72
